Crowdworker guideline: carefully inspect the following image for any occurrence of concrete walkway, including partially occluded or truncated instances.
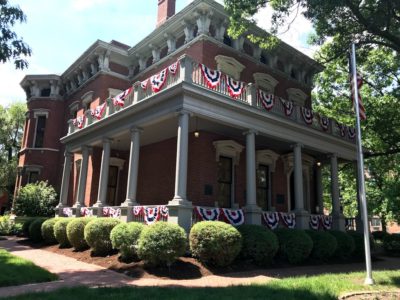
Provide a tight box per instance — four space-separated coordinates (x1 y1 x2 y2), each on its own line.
1 237 400 298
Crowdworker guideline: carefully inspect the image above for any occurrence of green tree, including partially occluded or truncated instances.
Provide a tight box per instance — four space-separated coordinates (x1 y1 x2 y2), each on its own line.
0 0 31 69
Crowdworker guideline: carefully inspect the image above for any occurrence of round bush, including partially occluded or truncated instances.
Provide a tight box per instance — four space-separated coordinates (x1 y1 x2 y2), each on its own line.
66 217 95 250
22 218 36 237
41 218 59 245
347 231 375 258
110 222 144 261
329 230 355 259
189 221 242 267
54 218 74 248
305 230 337 261
237 225 279 266
84 218 121 255
137 222 187 267
275 229 313 264
29 218 47 242
383 234 400 256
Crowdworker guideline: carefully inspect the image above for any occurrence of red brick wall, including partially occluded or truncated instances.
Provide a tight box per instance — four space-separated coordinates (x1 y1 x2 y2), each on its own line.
157 0 176 27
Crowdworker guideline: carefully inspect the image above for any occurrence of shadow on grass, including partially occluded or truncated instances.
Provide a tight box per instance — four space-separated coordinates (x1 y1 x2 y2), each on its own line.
7 285 338 300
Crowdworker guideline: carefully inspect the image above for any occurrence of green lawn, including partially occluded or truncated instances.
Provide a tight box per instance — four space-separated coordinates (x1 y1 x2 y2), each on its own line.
0 249 57 287
8 270 400 300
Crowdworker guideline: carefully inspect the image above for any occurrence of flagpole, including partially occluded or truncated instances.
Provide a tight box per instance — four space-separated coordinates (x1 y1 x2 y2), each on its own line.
350 42 374 285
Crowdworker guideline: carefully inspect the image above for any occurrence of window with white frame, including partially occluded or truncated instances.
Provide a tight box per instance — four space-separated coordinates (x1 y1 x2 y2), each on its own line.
33 110 49 148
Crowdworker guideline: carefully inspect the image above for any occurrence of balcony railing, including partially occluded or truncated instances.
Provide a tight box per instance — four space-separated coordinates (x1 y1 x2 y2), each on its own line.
67 55 355 143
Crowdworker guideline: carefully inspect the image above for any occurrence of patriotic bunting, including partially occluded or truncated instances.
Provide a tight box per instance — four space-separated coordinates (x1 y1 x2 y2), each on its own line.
195 206 220 221
301 107 314 125
263 212 280 230
258 89 274 111
309 215 320 230
336 122 346 137
319 115 330 131
226 75 246 98
90 102 106 120
348 127 356 139
280 98 294 116
62 207 73 217
80 207 93 217
150 68 168 92
73 115 85 129
113 87 133 107
141 79 149 90
102 207 121 218
199 63 222 89
133 206 144 216
280 212 296 229
144 206 160 224
168 61 179 75
321 215 332 230
159 206 169 218
221 208 245 226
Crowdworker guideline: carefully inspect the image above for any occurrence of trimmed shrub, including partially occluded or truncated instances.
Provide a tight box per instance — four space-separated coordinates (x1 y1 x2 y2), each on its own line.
54 218 74 248
14 181 58 217
190 221 242 267
383 234 400 256
110 222 144 261
29 218 47 242
237 225 279 266
0 215 14 236
66 217 95 251
305 230 337 261
84 218 121 255
137 222 187 267
347 231 375 258
41 218 59 245
275 229 313 264
329 230 355 259
22 217 36 237
372 231 388 241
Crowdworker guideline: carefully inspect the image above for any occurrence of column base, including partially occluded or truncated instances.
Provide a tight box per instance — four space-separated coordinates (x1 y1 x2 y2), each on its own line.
167 202 193 233
168 196 192 206
121 199 138 207
243 205 262 225
332 212 346 231
293 210 310 229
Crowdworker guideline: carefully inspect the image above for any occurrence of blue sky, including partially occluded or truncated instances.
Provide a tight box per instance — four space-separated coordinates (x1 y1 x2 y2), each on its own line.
0 0 314 107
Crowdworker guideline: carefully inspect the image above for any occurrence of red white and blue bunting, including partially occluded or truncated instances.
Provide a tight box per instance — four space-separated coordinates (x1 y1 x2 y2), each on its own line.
226 75 246 98
159 206 169 218
113 87 133 107
262 211 280 230
309 214 320 230
348 127 356 139
141 79 149 90
301 107 314 125
336 122 346 137
319 115 330 131
80 207 93 217
133 206 144 217
90 102 106 120
132 205 168 224
280 212 296 229
102 207 121 218
222 208 245 226
150 68 168 93
258 89 274 111
144 206 160 224
195 206 220 221
168 61 179 75
200 63 222 89
73 115 85 129
62 207 73 217
280 98 294 116
321 215 332 230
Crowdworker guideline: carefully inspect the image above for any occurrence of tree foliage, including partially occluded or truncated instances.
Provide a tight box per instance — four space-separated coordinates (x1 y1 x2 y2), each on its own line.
0 0 31 69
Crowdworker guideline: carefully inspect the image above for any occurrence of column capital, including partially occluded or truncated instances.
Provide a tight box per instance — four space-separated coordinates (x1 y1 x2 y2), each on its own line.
130 127 143 134
175 109 192 117
80 145 93 153
243 129 258 136
291 143 303 149
64 150 73 158
328 153 339 159
102 137 113 144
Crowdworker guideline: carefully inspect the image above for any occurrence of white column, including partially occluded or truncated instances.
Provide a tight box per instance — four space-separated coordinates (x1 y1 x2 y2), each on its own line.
170 111 190 204
330 154 340 215
315 163 324 213
74 146 90 208
293 143 305 211
123 128 142 206
245 130 257 208
57 150 73 208
95 138 112 207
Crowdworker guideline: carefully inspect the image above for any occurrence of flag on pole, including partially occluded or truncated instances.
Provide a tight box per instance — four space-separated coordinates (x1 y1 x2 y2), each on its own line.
350 68 366 120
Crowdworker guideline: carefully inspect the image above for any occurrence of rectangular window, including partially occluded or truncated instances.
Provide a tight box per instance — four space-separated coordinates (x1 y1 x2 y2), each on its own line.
256 165 269 210
106 166 119 206
371 218 381 227
28 171 39 184
34 116 46 148
217 156 232 208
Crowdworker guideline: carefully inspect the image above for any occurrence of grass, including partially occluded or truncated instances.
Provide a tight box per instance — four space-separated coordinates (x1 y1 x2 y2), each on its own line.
0 249 57 287
7 270 400 300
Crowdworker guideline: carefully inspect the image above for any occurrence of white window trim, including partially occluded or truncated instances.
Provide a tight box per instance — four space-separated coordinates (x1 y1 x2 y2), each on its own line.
215 55 245 80
286 88 308 106
32 110 49 148
253 73 279 94
256 150 280 211
108 157 125 206
108 88 123 98
81 91 94 109
213 140 244 165
69 101 79 117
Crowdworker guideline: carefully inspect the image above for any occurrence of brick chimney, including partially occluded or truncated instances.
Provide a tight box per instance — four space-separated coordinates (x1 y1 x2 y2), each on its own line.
157 0 176 27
